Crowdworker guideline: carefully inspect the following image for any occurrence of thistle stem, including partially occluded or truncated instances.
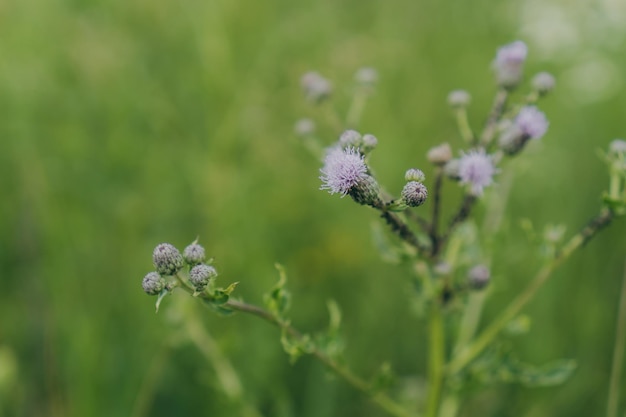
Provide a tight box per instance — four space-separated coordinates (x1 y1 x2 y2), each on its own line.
480 89 508 147
426 303 445 417
607 260 626 417
446 208 614 375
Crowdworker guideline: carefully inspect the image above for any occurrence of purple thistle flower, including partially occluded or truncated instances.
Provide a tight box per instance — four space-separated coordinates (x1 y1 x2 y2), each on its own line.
320 147 368 196
493 40 528 88
458 149 496 196
515 106 549 140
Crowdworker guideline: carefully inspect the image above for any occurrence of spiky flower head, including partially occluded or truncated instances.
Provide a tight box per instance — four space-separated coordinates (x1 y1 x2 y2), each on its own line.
468 265 491 290
458 149 496 196
189 264 218 291
515 106 549 139
301 71 332 102
531 72 556 95
320 147 380 206
447 90 471 108
427 143 453 165
183 242 206 265
405 168 426 182
493 40 528 89
153 243 184 276
401 181 428 207
142 272 165 296
498 106 549 155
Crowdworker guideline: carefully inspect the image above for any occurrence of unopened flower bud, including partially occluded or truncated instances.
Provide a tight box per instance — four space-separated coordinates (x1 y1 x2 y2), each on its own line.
355 67 378 85
183 242 206 265
427 143 453 165
294 118 316 137
301 71 332 102
447 90 471 108
189 264 218 290
468 265 490 290
405 168 426 182
610 139 626 155
493 40 528 89
401 181 428 207
531 72 556 95
142 272 165 296
444 159 461 180
361 134 378 152
153 243 184 276
434 262 452 276
339 129 362 148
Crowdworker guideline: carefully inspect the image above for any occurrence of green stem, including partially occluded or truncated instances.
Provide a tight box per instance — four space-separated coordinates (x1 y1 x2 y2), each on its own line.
446 208 615 375
607 260 626 417
454 108 474 145
426 303 445 417
346 88 370 128
480 89 508 147
174 287 413 417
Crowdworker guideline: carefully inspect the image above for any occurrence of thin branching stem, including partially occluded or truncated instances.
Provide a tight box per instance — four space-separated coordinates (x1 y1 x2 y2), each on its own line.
607 260 626 417
446 208 615 375
480 88 508 147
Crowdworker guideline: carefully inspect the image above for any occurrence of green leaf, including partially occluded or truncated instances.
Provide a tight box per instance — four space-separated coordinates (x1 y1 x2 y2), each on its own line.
280 327 313 364
264 264 291 317
468 345 577 387
155 288 169 313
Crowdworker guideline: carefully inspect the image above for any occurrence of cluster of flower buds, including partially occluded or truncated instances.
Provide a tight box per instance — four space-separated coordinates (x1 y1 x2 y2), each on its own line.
142 240 217 295
498 106 549 155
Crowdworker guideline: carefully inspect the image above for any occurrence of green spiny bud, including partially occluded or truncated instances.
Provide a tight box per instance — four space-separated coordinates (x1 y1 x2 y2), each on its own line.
153 243 184 276
189 264 218 290
142 272 165 296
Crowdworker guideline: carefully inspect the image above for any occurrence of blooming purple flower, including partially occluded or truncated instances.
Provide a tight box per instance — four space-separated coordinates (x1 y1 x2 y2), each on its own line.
515 106 549 139
320 147 368 196
458 149 496 196
493 40 528 88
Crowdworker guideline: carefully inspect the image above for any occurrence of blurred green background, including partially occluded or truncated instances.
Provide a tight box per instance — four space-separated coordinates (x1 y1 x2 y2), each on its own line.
1 0 625 416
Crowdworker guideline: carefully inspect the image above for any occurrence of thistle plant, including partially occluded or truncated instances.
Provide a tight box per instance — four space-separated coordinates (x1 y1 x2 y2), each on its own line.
141 41 626 417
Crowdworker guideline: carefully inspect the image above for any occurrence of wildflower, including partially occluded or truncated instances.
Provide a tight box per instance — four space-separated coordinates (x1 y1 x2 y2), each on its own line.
427 143 453 165
458 149 496 196
183 242 206 265
447 90 471 108
301 71 332 102
189 264 218 291
401 181 428 207
153 243 184 276
355 67 378 85
142 272 165 296
493 40 528 89
320 147 380 206
531 72 556 95
468 265 490 290
498 106 549 155
294 118 316 137
405 168 426 183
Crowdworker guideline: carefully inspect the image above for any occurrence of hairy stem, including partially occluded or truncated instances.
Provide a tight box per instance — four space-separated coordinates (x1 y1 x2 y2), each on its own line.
381 210 429 256
440 195 477 244
429 168 444 257
454 107 475 145
447 208 615 375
